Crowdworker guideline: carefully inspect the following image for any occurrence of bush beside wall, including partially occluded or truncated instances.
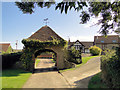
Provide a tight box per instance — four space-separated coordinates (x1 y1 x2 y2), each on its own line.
101 48 120 88
64 47 82 64
2 52 23 69
89 45 102 56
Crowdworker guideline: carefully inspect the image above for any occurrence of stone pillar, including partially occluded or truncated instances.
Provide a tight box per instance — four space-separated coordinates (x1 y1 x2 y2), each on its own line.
29 54 35 73
57 52 65 69
29 61 34 72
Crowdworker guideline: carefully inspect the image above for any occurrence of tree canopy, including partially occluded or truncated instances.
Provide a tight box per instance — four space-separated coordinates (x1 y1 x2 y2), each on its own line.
15 0 120 36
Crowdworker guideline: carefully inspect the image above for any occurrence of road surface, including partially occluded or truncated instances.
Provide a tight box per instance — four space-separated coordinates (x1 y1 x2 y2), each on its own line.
23 57 101 88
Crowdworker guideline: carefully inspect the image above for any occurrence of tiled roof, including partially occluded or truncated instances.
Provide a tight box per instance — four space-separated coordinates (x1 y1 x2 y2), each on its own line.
0 43 10 52
94 35 120 44
68 40 93 49
28 25 64 41
68 42 74 46
81 42 94 49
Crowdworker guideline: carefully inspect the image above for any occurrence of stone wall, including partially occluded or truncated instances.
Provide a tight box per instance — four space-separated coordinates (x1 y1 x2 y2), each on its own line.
96 43 119 50
46 46 66 69
81 53 91 57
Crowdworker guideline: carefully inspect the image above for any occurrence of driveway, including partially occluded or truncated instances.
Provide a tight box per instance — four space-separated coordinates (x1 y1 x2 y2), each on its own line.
23 57 101 88
23 59 70 88
61 56 101 88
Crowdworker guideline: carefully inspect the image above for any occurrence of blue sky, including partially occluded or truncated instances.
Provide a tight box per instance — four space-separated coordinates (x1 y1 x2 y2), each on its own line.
1 2 116 49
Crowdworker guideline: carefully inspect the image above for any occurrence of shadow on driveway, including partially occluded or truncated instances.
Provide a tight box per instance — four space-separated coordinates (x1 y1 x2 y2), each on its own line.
33 66 58 73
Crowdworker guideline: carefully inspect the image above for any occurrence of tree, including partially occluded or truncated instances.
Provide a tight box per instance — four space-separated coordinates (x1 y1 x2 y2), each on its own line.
15 0 120 36
6 46 13 53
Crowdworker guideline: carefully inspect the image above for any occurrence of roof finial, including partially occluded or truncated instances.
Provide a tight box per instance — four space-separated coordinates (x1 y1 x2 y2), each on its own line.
44 18 49 26
67 36 70 45
68 37 70 42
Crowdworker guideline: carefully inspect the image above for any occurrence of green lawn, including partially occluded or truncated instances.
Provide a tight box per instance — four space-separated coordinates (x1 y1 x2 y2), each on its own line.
2 69 32 88
35 59 40 67
60 56 98 72
51 59 55 63
88 72 108 88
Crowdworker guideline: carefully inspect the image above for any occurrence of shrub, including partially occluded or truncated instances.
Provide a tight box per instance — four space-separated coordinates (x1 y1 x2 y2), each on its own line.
2 52 23 69
89 45 102 56
101 47 120 88
6 45 13 53
0 46 13 55
64 47 82 64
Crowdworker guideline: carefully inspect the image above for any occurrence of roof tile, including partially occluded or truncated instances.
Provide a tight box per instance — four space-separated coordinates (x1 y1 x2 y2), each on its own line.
28 25 64 41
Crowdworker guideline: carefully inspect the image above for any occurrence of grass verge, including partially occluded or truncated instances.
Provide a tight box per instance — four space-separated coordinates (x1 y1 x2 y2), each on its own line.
2 69 32 88
35 59 40 67
60 56 98 72
51 59 55 63
88 72 108 88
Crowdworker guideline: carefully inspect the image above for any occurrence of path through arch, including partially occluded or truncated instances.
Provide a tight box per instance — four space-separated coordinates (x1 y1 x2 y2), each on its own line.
34 49 58 73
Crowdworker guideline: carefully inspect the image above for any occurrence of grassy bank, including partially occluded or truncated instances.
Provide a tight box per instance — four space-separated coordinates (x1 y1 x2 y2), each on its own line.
60 56 98 72
2 69 32 88
88 72 108 88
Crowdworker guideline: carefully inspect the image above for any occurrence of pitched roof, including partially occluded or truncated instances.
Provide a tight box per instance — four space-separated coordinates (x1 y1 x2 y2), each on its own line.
0 43 10 52
28 25 64 41
68 42 74 46
68 40 93 49
75 40 85 46
68 40 85 49
81 42 94 49
94 35 120 44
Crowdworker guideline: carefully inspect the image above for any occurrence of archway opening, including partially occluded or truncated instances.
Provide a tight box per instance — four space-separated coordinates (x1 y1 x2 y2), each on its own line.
34 49 57 73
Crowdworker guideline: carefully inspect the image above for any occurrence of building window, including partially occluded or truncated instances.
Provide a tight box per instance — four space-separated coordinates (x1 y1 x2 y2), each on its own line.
112 40 117 43
75 45 78 50
74 45 81 50
101 40 104 43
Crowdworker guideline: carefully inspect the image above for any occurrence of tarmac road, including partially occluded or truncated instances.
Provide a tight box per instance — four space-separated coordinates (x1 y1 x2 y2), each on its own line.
23 57 101 88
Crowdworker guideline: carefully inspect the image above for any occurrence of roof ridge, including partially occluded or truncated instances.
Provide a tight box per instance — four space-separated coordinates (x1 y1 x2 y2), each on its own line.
46 26 64 40
28 26 46 39
28 25 64 41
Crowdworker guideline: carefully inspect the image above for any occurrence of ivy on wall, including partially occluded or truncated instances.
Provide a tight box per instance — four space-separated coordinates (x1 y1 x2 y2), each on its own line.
22 37 67 48
21 37 67 71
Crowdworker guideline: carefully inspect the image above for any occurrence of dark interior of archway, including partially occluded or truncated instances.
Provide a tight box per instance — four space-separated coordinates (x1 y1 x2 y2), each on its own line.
34 49 57 73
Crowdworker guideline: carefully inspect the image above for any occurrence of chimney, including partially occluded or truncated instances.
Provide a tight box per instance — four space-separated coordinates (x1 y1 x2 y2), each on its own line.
67 37 71 49
68 38 70 43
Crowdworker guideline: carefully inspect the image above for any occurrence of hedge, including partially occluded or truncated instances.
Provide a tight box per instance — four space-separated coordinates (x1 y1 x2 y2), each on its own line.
89 45 102 56
101 47 120 88
2 52 23 69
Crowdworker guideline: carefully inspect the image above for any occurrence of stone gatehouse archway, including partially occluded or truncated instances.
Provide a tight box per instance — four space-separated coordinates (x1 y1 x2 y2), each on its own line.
34 48 59 70
21 39 67 72
21 25 73 72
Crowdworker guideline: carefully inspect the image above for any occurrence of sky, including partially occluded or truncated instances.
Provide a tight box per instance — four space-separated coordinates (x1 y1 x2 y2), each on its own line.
1 2 117 49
